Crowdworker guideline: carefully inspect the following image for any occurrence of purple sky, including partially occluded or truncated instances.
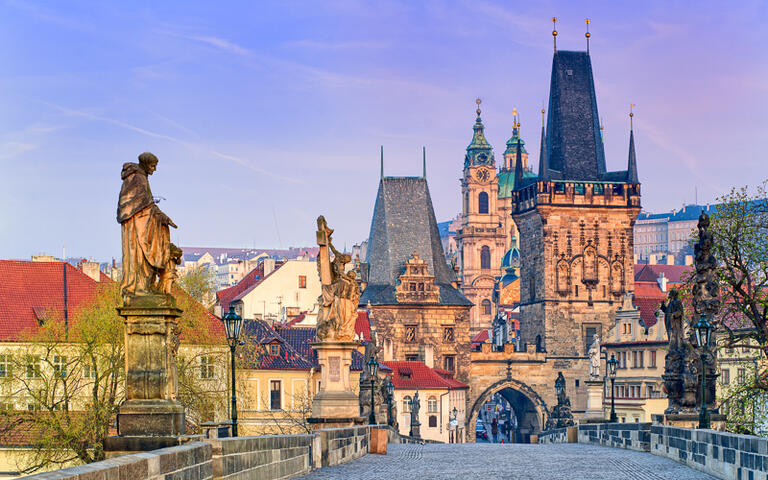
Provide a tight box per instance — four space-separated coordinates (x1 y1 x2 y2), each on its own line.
1 1 766 261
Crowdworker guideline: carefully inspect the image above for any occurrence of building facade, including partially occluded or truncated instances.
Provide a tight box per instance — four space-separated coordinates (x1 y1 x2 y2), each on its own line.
634 204 716 264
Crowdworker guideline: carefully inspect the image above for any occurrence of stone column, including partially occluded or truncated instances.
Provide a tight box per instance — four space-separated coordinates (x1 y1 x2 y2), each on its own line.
308 341 364 429
583 379 604 420
105 297 187 453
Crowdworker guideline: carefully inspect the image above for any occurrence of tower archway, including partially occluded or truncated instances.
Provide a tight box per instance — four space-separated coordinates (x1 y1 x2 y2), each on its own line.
468 378 548 444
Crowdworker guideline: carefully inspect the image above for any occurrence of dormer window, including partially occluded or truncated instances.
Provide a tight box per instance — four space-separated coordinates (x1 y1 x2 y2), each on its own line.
269 344 280 356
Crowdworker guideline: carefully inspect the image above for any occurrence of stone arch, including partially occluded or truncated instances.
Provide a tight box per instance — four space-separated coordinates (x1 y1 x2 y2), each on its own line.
468 378 548 443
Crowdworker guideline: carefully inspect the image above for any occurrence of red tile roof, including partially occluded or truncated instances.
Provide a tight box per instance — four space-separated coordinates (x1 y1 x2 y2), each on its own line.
216 263 265 311
471 330 489 345
382 361 468 390
0 260 107 341
356 311 371 342
634 264 691 284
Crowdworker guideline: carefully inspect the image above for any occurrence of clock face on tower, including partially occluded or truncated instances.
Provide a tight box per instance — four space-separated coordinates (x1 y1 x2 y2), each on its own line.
475 168 490 182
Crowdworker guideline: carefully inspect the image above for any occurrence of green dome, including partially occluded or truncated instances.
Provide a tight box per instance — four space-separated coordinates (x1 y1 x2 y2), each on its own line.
505 126 528 155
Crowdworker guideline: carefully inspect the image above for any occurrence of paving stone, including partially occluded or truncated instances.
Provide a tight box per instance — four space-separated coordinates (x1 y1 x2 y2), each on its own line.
301 443 719 479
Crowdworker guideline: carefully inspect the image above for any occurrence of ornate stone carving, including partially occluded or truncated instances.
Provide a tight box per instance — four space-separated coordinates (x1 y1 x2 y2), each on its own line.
315 216 360 342
395 252 440 304
117 152 180 302
661 212 720 415
545 372 574 430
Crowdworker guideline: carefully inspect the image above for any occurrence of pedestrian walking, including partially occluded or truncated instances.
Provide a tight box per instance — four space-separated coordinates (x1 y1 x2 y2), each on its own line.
491 418 498 443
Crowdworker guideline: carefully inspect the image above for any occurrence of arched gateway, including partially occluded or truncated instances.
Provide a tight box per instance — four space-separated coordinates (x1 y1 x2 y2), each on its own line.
468 378 547 443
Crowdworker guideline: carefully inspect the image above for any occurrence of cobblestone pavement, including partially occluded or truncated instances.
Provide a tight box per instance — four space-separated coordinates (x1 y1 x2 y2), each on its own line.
302 443 718 479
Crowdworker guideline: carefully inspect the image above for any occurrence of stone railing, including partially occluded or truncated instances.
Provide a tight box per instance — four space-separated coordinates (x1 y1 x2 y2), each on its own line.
539 422 767 480
21 426 374 480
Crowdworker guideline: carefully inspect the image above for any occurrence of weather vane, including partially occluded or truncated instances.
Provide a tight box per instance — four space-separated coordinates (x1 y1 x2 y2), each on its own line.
585 19 591 53
476 97 482 116
629 104 636 130
552 17 558 52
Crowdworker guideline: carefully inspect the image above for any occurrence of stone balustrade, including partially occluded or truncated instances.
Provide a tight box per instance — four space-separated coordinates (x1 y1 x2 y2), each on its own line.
20 426 375 480
540 422 768 480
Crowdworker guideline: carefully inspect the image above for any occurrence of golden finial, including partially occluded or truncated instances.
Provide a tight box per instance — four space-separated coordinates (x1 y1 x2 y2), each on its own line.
585 19 591 53
476 97 482 116
629 104 635 130
552 17 558 52
541 108 546 127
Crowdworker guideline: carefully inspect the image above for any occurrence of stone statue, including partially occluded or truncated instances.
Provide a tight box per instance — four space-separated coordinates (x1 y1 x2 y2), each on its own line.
545 372 574 430
117 152 179 301
410 390 421 438
588 334 601 379
359 324 385 422
661 289 685 351
315 216 360 342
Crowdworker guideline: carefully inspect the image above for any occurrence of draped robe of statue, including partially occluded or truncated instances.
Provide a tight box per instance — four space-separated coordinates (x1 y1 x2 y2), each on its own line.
117 162 172 297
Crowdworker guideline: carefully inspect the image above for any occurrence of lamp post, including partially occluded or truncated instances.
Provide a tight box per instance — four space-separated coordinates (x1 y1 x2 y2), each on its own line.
607 353 618 423
223 306 243 437
384 376 395 426
366 357 379 425
694 314 714 429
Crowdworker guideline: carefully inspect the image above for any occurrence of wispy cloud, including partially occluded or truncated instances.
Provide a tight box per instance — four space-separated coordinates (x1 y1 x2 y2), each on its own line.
0 142 37 161
286 39 389 50
161 31 252 57
211 151 303 184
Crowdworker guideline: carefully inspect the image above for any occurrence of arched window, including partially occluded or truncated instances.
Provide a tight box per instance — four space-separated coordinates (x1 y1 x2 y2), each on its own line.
478 191 489 214
403 396 412 413
482 299 492 315
428 396 438 413
480 246 491 270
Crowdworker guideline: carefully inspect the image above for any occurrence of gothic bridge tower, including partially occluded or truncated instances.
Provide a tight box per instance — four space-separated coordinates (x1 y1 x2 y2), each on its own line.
512 50 642 359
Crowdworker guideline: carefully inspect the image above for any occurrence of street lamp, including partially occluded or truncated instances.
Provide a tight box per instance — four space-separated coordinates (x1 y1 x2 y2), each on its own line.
366 356 379 425
384 376 395 426
694 313 714 429
223 305 243 437
607 353 618 423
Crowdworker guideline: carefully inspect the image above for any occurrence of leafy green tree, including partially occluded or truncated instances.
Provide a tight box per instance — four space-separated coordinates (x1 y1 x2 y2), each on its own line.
178 264 217 307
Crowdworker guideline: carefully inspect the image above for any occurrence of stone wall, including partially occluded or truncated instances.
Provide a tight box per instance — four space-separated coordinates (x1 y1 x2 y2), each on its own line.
20 426 372 480
540 422 768 480
21 442 213 480
652 425 768 480
578 422 651 452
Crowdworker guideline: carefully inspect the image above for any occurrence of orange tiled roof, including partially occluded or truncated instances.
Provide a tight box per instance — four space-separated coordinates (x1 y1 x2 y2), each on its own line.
382 361 468 390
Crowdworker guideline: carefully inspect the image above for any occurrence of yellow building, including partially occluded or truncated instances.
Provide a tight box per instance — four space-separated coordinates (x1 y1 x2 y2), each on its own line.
237 320 367 435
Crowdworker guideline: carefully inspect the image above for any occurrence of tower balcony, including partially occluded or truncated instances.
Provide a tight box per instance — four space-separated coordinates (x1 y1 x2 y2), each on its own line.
512 180 641 213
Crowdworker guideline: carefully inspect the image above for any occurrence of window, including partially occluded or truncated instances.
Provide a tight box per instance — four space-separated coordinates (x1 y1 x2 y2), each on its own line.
646 386 653 398
612 184 623 195
405 326 417 343
428 396 438 413
443 355 456 373
0 355 9 378
429 415 437 428
554 182 565 193
480 246 491 270
270 380 281 410
481 299 492 315
409 283 416 291
200 356 215 379
443 327 454 343
405 354 419 361
737 368 746 384
593 184 604 195
574 184 585 195
53 355 67 378
478 192 489 214
530 278 536 301
584 327 597 355
649 351 656 368
269 344 280 356
26 356 40 378
403 396 412 413
298 275 307 289
721 369 730 385
417 283 424 291
633 351 644 368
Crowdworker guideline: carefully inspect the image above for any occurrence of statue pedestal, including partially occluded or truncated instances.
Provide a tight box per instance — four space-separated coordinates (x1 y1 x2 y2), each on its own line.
308 341 364 429
106 298 186 453
584 379 604 420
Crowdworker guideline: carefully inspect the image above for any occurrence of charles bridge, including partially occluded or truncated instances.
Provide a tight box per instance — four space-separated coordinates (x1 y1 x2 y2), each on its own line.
23 422 767 480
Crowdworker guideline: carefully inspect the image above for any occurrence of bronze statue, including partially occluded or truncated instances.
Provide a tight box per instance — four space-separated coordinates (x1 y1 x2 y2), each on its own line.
117 152 179 300
315 216 360 341
545 372 574 430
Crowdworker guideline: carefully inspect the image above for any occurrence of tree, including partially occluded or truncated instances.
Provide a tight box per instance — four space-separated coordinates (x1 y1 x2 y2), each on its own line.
178 264 217 308
0 283 124 473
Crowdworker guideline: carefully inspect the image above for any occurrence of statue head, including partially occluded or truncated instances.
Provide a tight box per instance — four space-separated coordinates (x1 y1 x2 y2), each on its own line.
138 152 159 175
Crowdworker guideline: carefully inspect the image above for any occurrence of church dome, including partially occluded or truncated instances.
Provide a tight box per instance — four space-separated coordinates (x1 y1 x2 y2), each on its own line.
500 247 520 270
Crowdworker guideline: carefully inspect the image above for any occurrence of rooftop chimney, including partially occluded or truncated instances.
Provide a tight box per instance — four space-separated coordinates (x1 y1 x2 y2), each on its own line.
666 255 675 266
684 255 694 266
80 261 101 282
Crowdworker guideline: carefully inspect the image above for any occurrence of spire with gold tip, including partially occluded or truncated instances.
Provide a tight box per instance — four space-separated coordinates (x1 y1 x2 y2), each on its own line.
465 98 494 167
538 108 548 180
585 19 591 53
552 17 558 52
626 105 639 183
505 108 528 159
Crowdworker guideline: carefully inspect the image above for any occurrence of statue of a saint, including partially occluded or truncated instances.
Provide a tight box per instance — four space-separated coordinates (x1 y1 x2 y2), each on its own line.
588 334 601 379
117 152 179 300
661 288 685 350
315 216 360 341
410 391 421 426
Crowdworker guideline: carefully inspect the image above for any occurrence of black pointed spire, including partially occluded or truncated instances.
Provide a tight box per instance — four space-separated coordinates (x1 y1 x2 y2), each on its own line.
627 115 638 183
538 109 548 181
514 138 524 188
